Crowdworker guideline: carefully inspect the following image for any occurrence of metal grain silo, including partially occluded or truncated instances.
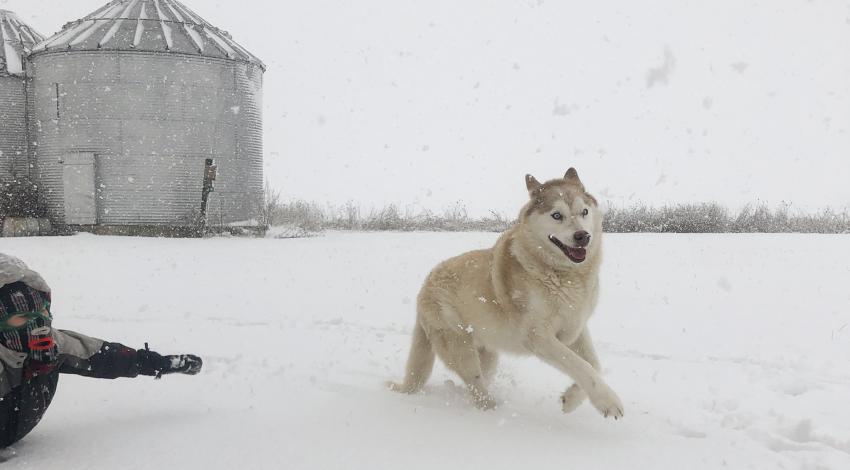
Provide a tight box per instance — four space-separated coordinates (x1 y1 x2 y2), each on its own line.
27 0 264 232
0 10 43 180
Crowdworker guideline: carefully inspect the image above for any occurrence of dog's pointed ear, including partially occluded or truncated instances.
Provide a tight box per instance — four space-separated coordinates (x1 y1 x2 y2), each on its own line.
564 167 585 190
525 174 542 194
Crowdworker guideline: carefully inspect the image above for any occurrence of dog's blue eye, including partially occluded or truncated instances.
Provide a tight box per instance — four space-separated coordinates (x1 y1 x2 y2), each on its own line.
582 209 589 217
552 212 562 220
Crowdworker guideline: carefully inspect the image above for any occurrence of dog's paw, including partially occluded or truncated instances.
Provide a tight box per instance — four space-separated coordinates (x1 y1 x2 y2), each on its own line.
471 391 498 411
560 383 587 413
386 380 414 394
588 386 624 420
475 395 498 411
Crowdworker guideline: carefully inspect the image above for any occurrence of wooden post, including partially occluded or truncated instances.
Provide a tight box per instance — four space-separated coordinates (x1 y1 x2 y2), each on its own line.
198 158 217 236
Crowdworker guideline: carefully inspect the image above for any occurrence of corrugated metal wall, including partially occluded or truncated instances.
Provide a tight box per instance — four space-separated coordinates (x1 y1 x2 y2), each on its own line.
27 51 263 226
0 75 28 180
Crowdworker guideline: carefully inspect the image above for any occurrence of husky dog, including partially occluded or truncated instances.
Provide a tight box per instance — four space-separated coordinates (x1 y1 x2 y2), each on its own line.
389 169 623 419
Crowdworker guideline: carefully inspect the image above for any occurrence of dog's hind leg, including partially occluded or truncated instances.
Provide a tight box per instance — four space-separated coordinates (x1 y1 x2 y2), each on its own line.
387 321 435 394
558 329 601 413
431 331 496 410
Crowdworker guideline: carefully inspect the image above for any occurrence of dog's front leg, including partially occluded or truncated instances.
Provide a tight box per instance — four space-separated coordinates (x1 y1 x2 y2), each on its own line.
526 334 624 419
557 329 600 413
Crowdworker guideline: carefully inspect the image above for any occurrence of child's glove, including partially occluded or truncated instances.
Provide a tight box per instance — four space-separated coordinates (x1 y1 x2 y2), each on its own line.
161 354 203 376
138 348 203 377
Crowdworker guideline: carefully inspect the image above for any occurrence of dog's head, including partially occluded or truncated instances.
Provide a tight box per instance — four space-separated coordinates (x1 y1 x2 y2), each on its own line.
519 168 602 266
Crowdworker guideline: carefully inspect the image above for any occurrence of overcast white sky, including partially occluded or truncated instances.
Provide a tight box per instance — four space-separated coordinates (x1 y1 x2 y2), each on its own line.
4 0 849 216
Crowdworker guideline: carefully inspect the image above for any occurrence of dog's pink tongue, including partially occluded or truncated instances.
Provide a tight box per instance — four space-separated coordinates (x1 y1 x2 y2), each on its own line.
568 247 587 261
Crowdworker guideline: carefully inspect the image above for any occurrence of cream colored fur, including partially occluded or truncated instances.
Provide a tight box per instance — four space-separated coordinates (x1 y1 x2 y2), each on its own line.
388 169 624 419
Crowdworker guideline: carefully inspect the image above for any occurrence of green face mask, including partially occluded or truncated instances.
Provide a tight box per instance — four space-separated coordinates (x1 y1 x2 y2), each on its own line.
0 301 51 332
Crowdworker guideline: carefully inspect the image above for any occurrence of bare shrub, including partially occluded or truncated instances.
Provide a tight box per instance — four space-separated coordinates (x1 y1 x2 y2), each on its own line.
658 203 730 233
361 204 407 231
276 200 327 233
0 175 48 221
257 179 282 227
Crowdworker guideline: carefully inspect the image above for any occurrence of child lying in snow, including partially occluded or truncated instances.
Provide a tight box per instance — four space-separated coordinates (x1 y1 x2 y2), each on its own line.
0 253 202 449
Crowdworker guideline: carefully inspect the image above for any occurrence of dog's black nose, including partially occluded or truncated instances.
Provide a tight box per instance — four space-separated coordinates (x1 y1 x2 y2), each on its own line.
574 230 591 247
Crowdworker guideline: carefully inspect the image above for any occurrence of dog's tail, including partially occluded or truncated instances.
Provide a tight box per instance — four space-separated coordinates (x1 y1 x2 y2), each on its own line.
386 321 435 394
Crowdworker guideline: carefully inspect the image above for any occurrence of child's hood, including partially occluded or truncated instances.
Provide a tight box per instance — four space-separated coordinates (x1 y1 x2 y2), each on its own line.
0 253 51 293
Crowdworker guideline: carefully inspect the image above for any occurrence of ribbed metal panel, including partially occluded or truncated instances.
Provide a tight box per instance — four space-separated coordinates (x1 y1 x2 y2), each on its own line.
1 9 45 77
28 51 263 226
32 0 264 71
1 10 42 180
0 75 27 179
207 61 263 225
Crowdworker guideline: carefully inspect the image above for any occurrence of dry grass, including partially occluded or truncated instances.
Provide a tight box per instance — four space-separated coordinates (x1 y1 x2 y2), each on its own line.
604 202 850 234
263 199 849 236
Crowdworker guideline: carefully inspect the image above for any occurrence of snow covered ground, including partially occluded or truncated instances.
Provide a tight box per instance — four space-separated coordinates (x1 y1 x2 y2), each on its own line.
1 232 849 469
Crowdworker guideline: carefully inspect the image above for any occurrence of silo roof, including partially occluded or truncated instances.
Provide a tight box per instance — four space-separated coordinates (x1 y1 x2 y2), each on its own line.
32 0 265 70
0 9 45 76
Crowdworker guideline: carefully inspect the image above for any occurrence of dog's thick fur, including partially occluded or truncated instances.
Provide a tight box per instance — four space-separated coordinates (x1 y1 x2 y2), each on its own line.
389 168 624 419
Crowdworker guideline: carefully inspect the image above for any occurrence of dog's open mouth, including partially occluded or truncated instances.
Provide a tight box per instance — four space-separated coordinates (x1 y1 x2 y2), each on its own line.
548 235 586 263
